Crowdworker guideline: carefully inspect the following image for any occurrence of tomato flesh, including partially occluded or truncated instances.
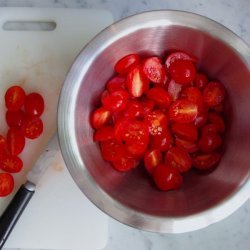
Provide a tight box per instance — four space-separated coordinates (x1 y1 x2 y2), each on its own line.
165 51 196 68
7 128 25 155
0 154 23 173
144 149 162 174
93 126 114 141
171 123 198 142
203 81 225 107
91 107 110 129
22 117 44 139
149 130 172 152
0 173 14 197
175 137 198 153
112 157 139 172
146 110 168 136
146 87 171 108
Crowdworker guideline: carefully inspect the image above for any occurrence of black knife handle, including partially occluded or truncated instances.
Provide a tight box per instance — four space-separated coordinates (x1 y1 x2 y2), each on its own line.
0 181 35 249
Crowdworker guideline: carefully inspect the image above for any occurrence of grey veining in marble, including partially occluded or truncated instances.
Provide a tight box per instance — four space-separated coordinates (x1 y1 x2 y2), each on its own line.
0 1 249 250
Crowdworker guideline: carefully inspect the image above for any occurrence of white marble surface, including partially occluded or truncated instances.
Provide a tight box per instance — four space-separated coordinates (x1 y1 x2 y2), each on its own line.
0 0 249 250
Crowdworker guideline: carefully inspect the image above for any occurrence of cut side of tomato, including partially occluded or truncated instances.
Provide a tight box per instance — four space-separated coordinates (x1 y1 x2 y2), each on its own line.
6 128 25 155
167 79 182 101
171 123 198 142
22 116 43 139
208 112 225 133
165 51 196 68
112 157 139 172
24 92 44 117
198 132 222 153
0 154 23 173
192 153 221 170
146 87 171 108
195 73 208 90
0 173 14 197
149 129 172 152
90 107 111 129
114 53 140 74
122 100 144 119
146 110 168 136
175 137 198 153
144 149 162 174
5 85 26 111
106 75 126 92
93 126 114 141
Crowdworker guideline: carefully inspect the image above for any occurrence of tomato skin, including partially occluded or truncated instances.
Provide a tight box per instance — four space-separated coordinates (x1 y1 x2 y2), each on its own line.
142 57 167 84
201 124 220 135
106 75 126 92
194 112 208 128
122 100 144 119
6 110 25 128
167 79 182 101
0 135 7 154
126 65 149 97
146 87 171 108
203 81 226 107
114 54 140 74
165 146 192 173
144 149 162 174
5 85 26 111
153 163 183 191
195 73 208 90
0 154 23 173
165 51 196 68
208 112 225 133
175 137 198 153
22 117 43 139
7 128 25 155
171 123 198 142
93 126 114 141
0 173 14 197
169 100 198 123
149 130 172 152
91 107 110 129
169 60 196 85
112 157 139 172
192 153 221 170
198 132 222 153
24 92 44 117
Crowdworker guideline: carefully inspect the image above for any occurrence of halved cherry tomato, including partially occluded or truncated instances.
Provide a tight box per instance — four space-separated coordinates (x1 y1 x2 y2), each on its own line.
195 73 208 90
0 173 14 197
100 139 126 162
7 128 25 155
5 85 26 111
208 112 225 133
149 129 172 152
167 79 182 101
168 60 196 85
171 123 198 142
212 103 224 113
90 107 111 129
126 65 149 97
0 154 23 173
194 112 208 128
101 90 129 112
122 100 144 119
93 126 114 141
153 163 183 191
24 92 44 117
198 132 222 153
203 81 225 107
144 149 162 174
175 137 198 153
165 146 192 173
142 57 167 84
114 53 140 75
106 75 126 92
169 100 198 123
201 124 220 135
6 110 25 128
112 157 139 172
145 110 168 136
0 135 7 154
140 98 155 115
146 87 171 108
22 117 43 139
165 51 196 68
192 153 221 170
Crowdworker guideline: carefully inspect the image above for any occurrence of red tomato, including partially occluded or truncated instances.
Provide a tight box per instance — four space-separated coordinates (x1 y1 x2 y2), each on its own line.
93 126 114 141
106 75 126 92
6 110 25 128
22 117 43 139
0 173 14 197
90 107 111 129
146 87 171 108
122 100 144 119
0 135 7 154
140 98 155 115
153 163 183 191
194 112 208 128
100 139 126 162
195 73 208 90
181 87 204 114
149 130 172 152
212 103 224 113
5 85 26 111
165 146 192 173
198 132 222 153
0 154 23 173
145 110 168 136
112 157 139 172
169 100 198 123
144 149 162 174
165 51 196 68
192 153 221 170
7 128 25 155
168 60 196 85
208 112 225 133
114 54 140 74
101 90 129 112
175 137 198 153
203 81 225 107
167 79 182 101
142 57 167 84
171 123 198 142
24 92 44 117
201 124 220 135
126 65 149 97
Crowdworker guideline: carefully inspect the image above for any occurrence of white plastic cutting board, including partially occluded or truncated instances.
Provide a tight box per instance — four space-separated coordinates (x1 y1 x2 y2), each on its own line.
0 7 113 250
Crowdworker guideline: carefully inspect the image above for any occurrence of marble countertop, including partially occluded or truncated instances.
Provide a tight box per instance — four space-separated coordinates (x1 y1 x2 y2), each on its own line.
0 1 249 250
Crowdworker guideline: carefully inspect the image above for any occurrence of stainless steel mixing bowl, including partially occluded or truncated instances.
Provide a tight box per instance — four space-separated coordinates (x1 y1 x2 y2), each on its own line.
57 10 250 233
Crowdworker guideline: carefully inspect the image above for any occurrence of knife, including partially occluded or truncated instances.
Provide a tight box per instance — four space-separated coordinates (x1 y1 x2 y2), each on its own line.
0 134 59 249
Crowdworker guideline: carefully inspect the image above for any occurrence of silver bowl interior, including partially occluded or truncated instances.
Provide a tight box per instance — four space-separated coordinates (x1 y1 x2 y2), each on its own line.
58 11 250 233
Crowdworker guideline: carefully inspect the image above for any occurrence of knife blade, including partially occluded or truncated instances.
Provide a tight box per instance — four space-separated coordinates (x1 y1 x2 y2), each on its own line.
0 134 59 249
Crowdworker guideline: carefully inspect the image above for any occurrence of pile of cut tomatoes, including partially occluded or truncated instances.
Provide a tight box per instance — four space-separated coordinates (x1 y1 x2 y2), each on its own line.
90 51 226 191
0 86 44 197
